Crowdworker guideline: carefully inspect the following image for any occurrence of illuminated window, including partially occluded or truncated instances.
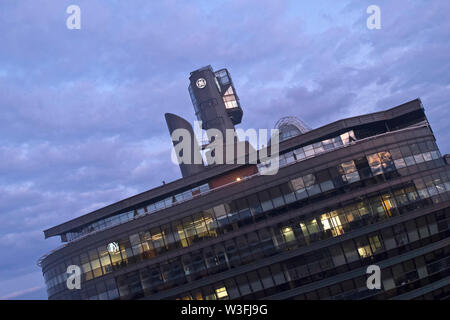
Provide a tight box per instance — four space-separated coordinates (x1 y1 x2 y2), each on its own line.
356 238 372 258
369 235 383 253
321 214 331 230
215 286 229 299
381 194 396 217
367 153 383 175
357 246 372 258
281 226 296 243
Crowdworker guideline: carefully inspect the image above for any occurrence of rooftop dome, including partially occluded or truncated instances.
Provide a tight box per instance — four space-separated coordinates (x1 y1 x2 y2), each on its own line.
275 116 311 142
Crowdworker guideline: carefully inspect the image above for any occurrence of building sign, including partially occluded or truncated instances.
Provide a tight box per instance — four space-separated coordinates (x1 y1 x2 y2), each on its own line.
196 78 206 89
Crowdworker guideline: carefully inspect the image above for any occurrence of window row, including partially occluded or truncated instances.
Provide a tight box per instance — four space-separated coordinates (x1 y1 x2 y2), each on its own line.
65 183 210 242
259 131 357 172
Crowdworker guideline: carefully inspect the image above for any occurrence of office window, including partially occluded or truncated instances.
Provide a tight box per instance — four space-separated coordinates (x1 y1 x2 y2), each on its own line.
203 286 217 300
313 142 324 154
259 267 275 289
224 279 240 299
279 182 296 204
192 214 208 239
367 153 383 175
379 151 395 172
80 253 93 281
270 264 286 285
423 152 432 162
342 241 359 263
285 151 296 164
235 275 251 296
316 169 334 192
404 155 416 166
303 173 320 196
405 186 419 202
414 153 425 164
416 217 430 239
215 285 229 300
98 246 112 274
247 271 263 292
151 227 167 252
340 160 360 183
269 186 285 208
129 233 143 258
333 136 344 148
302 218 320 236
247 194 263 218
281 226 296 243
405 220 419 242
356 237 372 259
294 148 306 160
213 204 229 227
431 150 441 160
368 234 383 254
303 144 314 157
258 190 274 211
394 158 407 169
322 138 334 151
291 176 308 200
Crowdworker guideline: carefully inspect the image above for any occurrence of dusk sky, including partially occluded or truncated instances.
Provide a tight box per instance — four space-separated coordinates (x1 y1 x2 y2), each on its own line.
0 0 449 299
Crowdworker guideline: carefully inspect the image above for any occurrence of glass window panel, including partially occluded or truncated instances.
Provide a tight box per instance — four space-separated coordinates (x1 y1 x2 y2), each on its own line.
294 148 306 160
394 158 406 169
304 145 315 157
431 151 440 160
410 143 420 155
313 142 324 154
236 275 251 296
291 176 305 190
414 153 425 164
247 194 263 217
247 271 263 292
213 204 229 226
423 152 432 162
404 156 416 166
281 226 296 243
333 136 343 147
367 153 383 175
269 186 285 208
280 182 296 204
390 149 402 160
342 241 359 263
258 268 275 289
258 190 274 211
379 151 395 172
303 174 315 187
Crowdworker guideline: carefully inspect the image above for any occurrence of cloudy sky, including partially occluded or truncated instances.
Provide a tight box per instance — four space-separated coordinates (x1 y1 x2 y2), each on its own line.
0 0 449 299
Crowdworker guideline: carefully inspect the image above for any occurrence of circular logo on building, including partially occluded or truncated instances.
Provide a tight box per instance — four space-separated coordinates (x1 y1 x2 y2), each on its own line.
196 78 207 89
107 242 120 254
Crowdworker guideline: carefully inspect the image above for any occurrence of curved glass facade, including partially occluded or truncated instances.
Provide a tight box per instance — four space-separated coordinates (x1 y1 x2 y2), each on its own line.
42 138 448 299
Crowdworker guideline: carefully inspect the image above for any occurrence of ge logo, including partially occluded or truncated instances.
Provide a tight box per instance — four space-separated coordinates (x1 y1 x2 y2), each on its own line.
196 78 207 89
107 242 119 253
